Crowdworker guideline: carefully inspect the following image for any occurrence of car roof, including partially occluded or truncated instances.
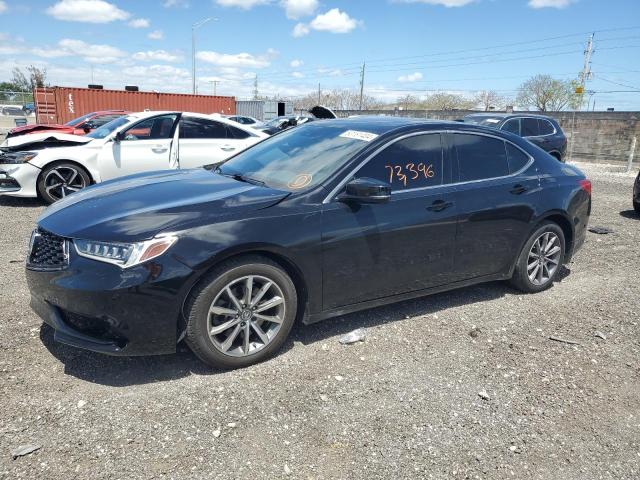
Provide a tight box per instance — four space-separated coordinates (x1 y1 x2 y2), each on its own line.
302 116 464 135
463 112 556 120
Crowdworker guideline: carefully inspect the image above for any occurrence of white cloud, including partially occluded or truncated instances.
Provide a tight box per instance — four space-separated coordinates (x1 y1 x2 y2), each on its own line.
309 8 360 34
280 0 317 19
528 0 576 8
215 0 271 9
46 0 130 23
292 22 310 37
31 38 127 64
196 50 275 68
123 64 190 79
291 71 304 78
128 18 150 28
0 1 7 14
395 0 476 6
132 50 182 62
318 68 344 77
398 72 423 82
148 30 164 40
290 59 303 68
163 0 189 6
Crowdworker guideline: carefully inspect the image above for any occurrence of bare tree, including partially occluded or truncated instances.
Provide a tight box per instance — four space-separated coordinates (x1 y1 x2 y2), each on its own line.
475 90 506 111
11 65 47 92
293 89 384 112
516 75 582 111
396 94 421 110
423 92 475 110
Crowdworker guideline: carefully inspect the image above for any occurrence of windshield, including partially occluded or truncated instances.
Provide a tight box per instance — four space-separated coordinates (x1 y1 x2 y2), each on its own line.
85 116 131 139
218 123 374 192
463 116 503 126
65 113 94 127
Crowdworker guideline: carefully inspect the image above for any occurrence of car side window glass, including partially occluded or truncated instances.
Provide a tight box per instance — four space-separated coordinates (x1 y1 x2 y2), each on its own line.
505 143 530 174
521 118 540 137
122 115 177 140
454 134 509 182
179 117 227 139
502 118 520 135
226 124 251 139
538 119 555 135
355 134 444 191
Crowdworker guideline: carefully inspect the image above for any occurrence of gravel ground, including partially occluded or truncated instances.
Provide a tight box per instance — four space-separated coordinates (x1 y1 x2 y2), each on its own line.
1 162 639 480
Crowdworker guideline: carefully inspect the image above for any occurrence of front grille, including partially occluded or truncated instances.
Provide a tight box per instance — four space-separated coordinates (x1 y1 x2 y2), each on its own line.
27 228 68 270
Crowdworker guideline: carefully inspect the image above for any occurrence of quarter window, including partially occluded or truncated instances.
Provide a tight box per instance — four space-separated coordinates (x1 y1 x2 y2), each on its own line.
453 134 509 182
538 119 555 135
505 143 530 173
355 134 444 191
521 118 540 137
502 118 520 135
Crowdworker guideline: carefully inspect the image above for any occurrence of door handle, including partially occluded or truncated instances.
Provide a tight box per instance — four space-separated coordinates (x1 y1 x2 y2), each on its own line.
221 145 236 152
151 145 168 153
510 184 527 195
427 200 453 212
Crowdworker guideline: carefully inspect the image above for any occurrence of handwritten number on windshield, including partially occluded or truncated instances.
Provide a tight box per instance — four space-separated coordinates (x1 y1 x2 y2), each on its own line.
385 163 435 187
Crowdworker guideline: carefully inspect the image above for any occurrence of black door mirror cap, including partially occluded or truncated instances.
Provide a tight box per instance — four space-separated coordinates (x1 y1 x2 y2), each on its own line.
339 177 391 204
114 131 125 142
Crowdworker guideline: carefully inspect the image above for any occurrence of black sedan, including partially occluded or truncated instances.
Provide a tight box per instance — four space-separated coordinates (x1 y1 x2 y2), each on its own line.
26 118 592 369
462 113 568 162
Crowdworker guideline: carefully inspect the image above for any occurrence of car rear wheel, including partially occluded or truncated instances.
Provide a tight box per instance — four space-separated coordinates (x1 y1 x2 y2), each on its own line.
634 199 640 213
509 221 565 293
37 162 91 204
185 256 297 369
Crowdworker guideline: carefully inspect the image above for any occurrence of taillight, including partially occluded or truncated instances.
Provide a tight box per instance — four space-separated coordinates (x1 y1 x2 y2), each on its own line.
579 179 592 195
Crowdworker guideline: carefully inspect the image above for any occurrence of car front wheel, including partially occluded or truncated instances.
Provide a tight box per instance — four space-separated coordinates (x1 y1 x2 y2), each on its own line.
37 162 91 204
509 221 565 293
185 256 298 369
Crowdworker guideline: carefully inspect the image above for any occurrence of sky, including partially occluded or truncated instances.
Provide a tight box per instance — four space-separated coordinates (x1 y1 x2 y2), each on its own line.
0 0 639 110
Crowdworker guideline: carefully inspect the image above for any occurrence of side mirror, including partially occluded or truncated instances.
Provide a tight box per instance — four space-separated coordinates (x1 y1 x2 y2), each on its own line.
82 121 95 133
339 177 391 204
114 131 125 143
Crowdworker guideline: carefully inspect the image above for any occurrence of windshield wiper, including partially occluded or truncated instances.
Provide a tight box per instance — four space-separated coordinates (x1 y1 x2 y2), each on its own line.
214 167 265 186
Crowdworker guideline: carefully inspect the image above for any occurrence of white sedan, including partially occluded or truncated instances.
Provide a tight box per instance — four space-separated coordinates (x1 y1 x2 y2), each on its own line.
0 111 267 203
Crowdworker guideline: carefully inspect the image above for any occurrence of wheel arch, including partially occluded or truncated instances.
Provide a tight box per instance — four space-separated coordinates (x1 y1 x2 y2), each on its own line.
36 159 96 185
534 210 574 262
179 246 310 337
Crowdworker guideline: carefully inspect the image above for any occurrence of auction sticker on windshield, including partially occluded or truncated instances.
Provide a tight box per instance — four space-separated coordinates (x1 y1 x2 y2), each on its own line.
339 130 379 142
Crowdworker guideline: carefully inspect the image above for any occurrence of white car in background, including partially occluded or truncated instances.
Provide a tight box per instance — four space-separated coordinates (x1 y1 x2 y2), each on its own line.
226 115 265 128
0 111 267 203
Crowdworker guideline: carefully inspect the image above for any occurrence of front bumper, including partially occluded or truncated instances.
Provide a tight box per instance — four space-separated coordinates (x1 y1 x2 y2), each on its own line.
0 162 40 198
26 245 197 356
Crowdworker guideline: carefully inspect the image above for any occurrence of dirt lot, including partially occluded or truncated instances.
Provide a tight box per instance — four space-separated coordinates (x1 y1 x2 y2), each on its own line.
0 163 638 480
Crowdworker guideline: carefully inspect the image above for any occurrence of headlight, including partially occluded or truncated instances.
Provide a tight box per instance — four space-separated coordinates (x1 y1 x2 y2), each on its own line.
74 235 177 268
0 151 38 164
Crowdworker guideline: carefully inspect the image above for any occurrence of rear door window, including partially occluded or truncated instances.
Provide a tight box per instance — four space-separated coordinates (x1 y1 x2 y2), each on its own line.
538 119 555 135
355 134 446 191
179 117 227 139
521 118 540 137
453 134 509 182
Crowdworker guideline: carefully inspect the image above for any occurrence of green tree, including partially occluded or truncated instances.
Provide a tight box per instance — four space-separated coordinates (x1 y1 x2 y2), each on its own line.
516 75 582 111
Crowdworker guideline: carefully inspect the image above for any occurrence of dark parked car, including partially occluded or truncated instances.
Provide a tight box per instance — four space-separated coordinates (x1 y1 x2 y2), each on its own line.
634 170 640 213
255 115 315 135
26 118 591 369
462 113 567 162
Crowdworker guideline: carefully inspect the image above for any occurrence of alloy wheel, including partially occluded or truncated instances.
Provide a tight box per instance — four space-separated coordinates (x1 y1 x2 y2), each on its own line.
207 275 286 357
44 166 86 200
527 232 562 286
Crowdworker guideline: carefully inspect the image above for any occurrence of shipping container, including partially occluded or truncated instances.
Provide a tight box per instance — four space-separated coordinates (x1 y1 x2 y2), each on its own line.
236 100 293 121
34 87 236 124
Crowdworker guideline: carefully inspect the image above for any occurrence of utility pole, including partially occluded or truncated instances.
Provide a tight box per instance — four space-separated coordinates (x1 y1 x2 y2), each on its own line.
208 80 219 96
318 83 321 104
579 33 595 110
253 75 259 100
192 17 216 94
358 62 365 110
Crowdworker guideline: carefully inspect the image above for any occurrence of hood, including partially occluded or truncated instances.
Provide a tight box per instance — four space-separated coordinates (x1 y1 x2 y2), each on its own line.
1 132 93 151
309 105 337 119
38 168 289 243
8 124 74 137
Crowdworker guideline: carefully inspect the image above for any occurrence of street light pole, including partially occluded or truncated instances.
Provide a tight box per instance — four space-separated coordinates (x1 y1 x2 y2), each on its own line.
192 17 216 94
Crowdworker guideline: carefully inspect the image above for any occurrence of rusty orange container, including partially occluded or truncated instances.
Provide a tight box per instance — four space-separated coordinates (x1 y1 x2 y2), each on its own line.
34 86 236 124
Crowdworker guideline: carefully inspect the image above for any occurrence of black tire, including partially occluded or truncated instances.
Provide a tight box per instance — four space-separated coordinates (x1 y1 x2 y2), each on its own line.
634 199 640 213
37 162 91 204
509 221 566 293
185 255 297 369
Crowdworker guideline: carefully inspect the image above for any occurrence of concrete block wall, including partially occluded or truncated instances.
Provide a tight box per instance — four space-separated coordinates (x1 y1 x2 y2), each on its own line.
337 110 640 165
